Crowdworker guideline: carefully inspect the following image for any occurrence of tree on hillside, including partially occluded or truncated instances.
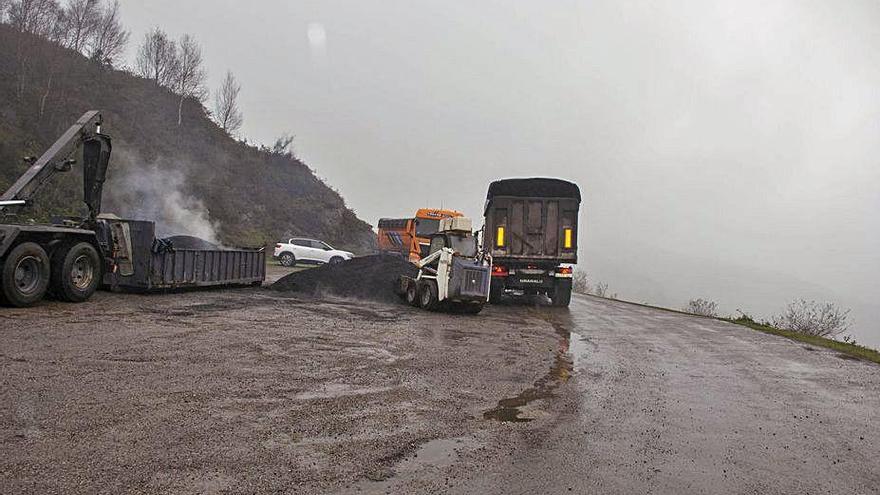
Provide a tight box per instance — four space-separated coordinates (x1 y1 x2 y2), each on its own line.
86 0 126 65
572 270 591 294
6 0 62 38
135 26 178 87
771 299 851 338
6 0 65 100
0 0 11 23
214 70 243 134
61 0 99 52
684 298 718 317
172 33 206 126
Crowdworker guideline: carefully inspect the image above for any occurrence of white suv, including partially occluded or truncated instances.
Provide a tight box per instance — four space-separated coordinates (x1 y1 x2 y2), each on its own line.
273 238 354 267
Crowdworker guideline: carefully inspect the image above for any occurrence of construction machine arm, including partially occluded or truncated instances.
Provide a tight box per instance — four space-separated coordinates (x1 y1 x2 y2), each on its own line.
0 110 111 225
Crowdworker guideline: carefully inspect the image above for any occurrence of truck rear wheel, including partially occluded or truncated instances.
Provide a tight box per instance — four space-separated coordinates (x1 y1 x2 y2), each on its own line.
1 242 50 307
489 279 504 304
419 280 439 311
279 252 296 267
51 242 102 303
551 281 572 307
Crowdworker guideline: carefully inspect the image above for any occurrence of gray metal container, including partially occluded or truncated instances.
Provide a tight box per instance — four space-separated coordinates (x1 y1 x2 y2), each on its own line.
150 248 265 289
100 218 265 291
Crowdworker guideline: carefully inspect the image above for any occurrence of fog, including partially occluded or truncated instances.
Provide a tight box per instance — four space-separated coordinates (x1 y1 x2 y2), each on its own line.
116 0 880 347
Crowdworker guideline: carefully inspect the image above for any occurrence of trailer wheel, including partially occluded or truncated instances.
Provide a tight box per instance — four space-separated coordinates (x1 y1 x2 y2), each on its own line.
1 242 51 307
279 252 296 267
50 242 102 303
419 280 439 311
405 279 419 306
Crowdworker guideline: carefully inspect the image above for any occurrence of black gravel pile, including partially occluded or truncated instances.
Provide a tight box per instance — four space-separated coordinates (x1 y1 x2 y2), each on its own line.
162 235 223 250
271 254 418 303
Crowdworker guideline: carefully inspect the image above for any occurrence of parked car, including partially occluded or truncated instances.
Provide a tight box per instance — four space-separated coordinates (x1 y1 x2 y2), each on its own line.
273 238 354 267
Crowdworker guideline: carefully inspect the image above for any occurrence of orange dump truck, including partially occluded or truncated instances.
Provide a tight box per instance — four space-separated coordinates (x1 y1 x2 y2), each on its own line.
377 208 463 262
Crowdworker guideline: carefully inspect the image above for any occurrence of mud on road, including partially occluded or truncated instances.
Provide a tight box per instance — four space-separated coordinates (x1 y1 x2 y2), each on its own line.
3 265 880 494
0 267 572 494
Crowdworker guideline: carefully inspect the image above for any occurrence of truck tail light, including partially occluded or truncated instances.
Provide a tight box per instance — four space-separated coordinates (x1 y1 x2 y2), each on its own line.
563 228 573 249
496 226 505 248
491 265 508 277
275 244 282 249
555 266 573 278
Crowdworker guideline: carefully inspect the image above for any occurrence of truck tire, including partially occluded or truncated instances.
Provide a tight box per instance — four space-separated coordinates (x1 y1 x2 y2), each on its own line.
279 252 296 267
405 279 420 306
489 279 504 304
50 242 102 303
329 256 344 265
551 280 572 307
1 242 51 307
419 280 440 311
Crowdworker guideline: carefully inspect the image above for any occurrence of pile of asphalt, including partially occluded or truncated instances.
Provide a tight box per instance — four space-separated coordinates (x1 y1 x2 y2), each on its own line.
162 235 223 250
271 254 418 303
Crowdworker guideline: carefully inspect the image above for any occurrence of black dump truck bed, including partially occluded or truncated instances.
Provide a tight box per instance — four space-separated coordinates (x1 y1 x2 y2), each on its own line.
484 177 581 265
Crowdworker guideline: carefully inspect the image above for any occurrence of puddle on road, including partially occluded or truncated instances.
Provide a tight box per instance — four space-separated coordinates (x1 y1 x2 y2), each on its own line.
483 309 588 422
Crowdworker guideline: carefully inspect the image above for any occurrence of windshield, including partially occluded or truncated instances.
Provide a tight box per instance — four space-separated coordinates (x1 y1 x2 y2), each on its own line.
447 234 477 257
415 218 441 237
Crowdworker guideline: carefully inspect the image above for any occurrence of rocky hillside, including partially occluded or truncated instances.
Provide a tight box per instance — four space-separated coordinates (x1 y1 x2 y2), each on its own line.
0 24 375 252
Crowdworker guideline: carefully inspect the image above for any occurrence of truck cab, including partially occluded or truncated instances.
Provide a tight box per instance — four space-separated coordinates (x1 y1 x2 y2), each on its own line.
377 208 464 262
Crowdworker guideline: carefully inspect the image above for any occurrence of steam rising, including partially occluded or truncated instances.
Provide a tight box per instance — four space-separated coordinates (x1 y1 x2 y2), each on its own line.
106 151 221 243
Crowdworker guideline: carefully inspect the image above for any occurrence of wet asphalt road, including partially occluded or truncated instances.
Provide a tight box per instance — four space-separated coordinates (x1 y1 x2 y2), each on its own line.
441 295 880 495
2 279 879 494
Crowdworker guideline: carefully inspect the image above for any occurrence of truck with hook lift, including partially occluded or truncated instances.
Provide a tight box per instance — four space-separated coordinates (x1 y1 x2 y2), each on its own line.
0 111 264 307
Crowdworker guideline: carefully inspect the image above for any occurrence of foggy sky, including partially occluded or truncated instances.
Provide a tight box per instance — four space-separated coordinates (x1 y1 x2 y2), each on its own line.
116 0 880 347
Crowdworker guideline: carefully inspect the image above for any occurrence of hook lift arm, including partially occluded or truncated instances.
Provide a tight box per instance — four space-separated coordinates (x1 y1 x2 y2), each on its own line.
0 110 112 227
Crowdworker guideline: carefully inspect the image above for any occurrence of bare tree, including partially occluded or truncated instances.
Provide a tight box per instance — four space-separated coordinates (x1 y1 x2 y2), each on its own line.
771 299 851 338
7 0 61 36
0 0 11 23
87 0 127 66
135 26 178 87
172 33 206 126
684 298 718 317
572 270 591 295
61 0 99 52
594 282 609 298
214 70 243 134
7 0 63 99
270 134 295 156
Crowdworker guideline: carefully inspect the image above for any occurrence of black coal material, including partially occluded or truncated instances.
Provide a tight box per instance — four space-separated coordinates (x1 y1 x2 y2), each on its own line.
271 254 417 303
162 235 223 251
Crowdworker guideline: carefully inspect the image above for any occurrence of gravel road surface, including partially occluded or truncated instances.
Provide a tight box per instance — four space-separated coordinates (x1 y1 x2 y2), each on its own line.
2 273 878 494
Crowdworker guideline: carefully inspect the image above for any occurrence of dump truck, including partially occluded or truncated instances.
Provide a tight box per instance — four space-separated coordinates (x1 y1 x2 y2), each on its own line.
0 111 264 307
483 178 580 306
396 216 490 313
377 208 463 262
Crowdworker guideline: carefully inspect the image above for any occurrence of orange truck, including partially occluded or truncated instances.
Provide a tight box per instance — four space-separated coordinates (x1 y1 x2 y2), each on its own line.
377 208 463 262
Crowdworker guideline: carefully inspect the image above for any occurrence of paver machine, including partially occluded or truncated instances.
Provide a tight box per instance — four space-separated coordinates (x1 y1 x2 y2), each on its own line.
396 217 491 314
